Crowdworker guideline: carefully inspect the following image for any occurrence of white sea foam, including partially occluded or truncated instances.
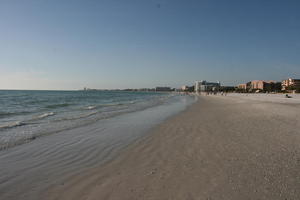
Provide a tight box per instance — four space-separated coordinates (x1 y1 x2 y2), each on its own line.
0 91 178 150
0 121 24 129
36 112 55 119
87 106 96 110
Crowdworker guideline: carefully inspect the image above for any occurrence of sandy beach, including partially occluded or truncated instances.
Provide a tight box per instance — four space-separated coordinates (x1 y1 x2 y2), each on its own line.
44 95 300 200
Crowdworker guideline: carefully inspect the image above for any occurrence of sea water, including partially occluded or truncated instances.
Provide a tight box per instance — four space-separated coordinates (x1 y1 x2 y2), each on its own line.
0 90 196 200
0 90 176 149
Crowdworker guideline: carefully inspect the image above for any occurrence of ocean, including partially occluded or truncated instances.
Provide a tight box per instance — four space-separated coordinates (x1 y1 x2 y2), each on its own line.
0 90 178 149
0 90 196 199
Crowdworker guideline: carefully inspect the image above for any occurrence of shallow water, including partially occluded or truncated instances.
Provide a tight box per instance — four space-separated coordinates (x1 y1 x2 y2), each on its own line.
0 90 174 149
0 93 196 200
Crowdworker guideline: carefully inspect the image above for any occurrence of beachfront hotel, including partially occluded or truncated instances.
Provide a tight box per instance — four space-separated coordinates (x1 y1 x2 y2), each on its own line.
237 83 248 90
195 80 221 93
181 85 189 91
237 80 281 92
237 79 300 93
250 80 281 92
180 85 195 92
282 78 300 91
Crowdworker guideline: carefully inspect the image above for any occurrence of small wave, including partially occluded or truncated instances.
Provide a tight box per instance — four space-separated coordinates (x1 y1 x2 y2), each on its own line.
25 112 55 123
0 121 25 129
83 103 124 110
87 106 96 110
37 112 55 119
45 103 72 109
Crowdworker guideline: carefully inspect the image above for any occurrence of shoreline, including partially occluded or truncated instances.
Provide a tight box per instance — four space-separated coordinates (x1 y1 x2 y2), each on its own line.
45 95 300 200
0 91 184 151
0 95 195 200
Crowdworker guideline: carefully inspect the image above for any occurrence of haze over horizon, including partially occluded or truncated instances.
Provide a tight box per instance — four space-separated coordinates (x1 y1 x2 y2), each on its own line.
1 0 300 90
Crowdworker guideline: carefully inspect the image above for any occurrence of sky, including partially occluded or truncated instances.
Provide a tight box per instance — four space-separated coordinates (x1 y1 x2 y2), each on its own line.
0 0 300 90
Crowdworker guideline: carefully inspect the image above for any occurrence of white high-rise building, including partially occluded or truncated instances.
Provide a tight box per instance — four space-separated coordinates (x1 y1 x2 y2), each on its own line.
195 80 220 93
195 81 201 92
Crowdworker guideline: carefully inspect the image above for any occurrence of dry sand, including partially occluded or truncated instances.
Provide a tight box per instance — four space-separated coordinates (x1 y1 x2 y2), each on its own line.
45 95 300 200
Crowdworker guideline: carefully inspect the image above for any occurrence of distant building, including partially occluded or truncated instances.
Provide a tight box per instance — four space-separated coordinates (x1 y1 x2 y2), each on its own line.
238 84 247 90
181 85 189 91
155 87 172 92
195 81 200 92
236 83 248 92
220 86 235 92
282 78 300 92
195 80 220 93
249 80 281 92
236 80 281 93
265 81 281 92
250 80 265 91
236 82 252 92
181 85 194 92
83 87 98 91
188 85 195 92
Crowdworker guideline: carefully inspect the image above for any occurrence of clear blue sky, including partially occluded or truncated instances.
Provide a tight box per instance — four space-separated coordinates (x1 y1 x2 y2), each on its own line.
1 0 300 90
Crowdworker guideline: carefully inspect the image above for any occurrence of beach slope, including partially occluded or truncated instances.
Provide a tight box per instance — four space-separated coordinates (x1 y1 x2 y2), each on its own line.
46 96 300 200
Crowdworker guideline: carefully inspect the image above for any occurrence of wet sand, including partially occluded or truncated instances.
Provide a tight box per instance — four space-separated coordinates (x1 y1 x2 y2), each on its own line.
0 96 193 200
45 95 300 200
